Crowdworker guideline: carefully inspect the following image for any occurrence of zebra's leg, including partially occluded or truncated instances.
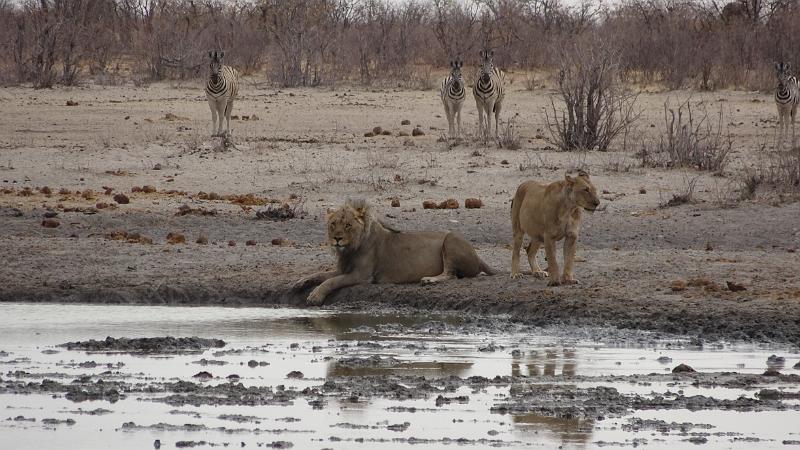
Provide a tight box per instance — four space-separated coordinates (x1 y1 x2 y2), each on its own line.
455 103 463 138
777 111 784 150
216 100 226 136
208 98 219 137
443 100 454 137
475 99 484 138
792 106 797 150
224 98 234 137
485 100 496 138
494 100 503 139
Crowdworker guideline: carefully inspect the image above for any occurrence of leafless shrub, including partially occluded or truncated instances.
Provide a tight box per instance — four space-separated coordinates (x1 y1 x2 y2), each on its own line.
740 143 800 200
524 74 536 91
498 117 521 150
518 151 556 174
660 175 699 208
544 40 640 152
255 198 305 221
637 99 732 173
602 152 635 173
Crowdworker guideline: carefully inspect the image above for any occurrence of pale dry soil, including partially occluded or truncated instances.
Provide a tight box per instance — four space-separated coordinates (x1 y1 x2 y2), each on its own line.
0 80 798 343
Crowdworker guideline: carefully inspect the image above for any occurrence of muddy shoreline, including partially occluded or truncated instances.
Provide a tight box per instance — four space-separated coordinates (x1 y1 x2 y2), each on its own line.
3 276 800 345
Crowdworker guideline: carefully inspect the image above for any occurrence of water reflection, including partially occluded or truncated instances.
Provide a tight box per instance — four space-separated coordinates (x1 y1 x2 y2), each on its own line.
327 360 473 377
512 413 593 446
511 349 577 377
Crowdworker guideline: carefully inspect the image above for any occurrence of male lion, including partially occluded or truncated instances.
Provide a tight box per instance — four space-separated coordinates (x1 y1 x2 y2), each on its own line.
510 171 600 286
292 199 495 305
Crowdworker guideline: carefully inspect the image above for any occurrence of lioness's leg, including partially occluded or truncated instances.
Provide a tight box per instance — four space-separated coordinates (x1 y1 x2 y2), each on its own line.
291 270 339 292
511 230 525 279
561 233 579 285
544 237 561 287
526 240 548 279
307 273 367 306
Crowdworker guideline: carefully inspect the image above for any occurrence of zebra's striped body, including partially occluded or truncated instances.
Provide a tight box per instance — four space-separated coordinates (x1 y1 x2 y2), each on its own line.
205 51 240 137
473 49 506 138
775 62 799 149
441 59 466 137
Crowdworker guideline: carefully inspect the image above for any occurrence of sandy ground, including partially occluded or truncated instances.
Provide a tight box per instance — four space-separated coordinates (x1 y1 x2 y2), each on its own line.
0 79 798 343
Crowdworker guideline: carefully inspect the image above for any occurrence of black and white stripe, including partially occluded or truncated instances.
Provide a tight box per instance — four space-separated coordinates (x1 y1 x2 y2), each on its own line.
775 61 798 149
441 59 466 137
473 49 506 138
205 50 240 137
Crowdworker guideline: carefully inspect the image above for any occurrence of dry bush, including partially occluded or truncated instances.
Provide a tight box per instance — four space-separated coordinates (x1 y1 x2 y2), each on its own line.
498 117 521 150
636 99 732 173
255 197 305 221
740 144 800 200
544 40 639 152
660 175 700 208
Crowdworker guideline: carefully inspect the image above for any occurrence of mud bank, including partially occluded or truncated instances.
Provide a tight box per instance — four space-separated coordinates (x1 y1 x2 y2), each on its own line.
3 278 800 345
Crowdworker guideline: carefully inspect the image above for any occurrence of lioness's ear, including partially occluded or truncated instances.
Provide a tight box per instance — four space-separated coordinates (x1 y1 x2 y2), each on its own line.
577 169 589 179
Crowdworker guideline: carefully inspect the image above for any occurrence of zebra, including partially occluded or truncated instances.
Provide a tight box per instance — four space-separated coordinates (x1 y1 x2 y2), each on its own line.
205 50 240 137
775 61 799 150
440 59 466 137
473 49 506 138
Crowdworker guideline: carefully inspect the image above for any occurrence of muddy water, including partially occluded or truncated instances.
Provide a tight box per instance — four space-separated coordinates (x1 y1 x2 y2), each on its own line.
1 303 799 449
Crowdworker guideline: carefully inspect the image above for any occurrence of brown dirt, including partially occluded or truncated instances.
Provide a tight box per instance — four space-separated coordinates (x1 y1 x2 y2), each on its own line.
1 81 799 343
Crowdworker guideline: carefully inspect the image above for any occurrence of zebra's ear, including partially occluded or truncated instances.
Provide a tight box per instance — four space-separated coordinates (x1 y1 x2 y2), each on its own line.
479 49 484 59
208 51 213 59
219 51 225 60
489 49 494 57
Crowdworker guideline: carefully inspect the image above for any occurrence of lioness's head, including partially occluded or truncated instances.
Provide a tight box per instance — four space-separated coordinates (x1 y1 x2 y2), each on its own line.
326 199 373 253
566 171 600 212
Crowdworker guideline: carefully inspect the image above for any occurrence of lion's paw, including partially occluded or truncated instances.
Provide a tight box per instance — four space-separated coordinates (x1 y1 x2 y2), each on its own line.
547 279 562 287
420 277 437 285
562 277 579 285
291 278 310 291
306 288 327 306
531 270 549 279
510 272 525 279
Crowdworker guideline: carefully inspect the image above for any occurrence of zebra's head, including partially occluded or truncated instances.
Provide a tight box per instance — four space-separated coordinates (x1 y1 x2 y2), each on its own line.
775 61 792 87
479 49 495 83
209 51 225 83
450 59 463 90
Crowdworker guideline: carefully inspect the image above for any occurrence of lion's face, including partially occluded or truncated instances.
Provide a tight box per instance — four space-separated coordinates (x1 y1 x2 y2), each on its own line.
326 206 368 253
567 173 600 212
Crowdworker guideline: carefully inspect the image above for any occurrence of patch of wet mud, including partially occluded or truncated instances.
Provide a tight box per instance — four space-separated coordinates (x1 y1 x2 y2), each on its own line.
59 336 226 354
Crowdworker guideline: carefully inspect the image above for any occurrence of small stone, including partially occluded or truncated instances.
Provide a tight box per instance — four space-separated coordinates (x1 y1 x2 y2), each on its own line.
412 127 425 136
245 240 257 246
500 159 509 165
131 186 142 193
271 238 292 246
726 281 746 292
142 185 157 193
391 199 400 207
228 240 236 247
286 371 304 379
66 100 79 106
192 371 213 379
153 163 162 170
464 198 482 209
154 439 161 449
43 211 58 218
657 356 673 364
41 218 60 228
672 363 696 373
401 119 411 125
364 132 375 137
372 126 383 135
247 360 258 368
113 193 130 204
438 199 459 209
96 202 109 209
639 188 647 194
40 186 52 195
422 200 437 209
166 232 186 244
670 280 686 292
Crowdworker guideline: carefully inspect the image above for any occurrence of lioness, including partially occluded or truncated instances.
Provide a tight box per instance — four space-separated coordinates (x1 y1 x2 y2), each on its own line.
292 199 495 305
510 171 600 286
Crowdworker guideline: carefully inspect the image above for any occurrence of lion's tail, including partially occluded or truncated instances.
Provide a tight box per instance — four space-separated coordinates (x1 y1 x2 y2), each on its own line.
479 259 496 276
